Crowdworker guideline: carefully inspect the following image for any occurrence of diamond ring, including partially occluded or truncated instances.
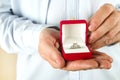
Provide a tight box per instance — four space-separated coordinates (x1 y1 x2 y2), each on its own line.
70 43 81 49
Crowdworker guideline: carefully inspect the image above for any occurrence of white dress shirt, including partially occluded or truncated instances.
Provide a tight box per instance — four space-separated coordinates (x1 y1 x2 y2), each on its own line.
0 0 120 80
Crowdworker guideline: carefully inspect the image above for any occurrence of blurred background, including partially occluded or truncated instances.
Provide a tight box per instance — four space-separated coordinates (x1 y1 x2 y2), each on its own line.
0 48 17 80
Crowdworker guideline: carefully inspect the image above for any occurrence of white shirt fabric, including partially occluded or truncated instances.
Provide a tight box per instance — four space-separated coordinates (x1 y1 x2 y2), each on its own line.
0 0 120 80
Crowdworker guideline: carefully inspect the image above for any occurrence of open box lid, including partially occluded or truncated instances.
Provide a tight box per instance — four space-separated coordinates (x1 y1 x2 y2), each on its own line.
60 20 88 43
60 20 92 60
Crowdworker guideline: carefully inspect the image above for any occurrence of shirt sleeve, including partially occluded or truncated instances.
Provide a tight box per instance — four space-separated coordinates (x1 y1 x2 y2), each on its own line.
0 0 55 54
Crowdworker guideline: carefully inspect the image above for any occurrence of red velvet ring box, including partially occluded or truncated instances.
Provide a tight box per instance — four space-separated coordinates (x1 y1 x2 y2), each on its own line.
60 20 92 61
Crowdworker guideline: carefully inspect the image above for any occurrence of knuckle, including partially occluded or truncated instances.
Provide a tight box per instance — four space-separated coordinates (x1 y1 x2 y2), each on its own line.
92 61 99 68
111 11 119 21
107 32 114 38
107 65 112 69
104 40 109 45
106 62 112 69
113 11 120 20
105 39 113 45
106 12 119 26
95 30 102 37
91 19 98 26
90 31 100 42
103 3 115 12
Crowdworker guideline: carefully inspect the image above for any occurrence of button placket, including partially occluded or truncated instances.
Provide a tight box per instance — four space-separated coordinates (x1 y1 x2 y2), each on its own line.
65 0 79 20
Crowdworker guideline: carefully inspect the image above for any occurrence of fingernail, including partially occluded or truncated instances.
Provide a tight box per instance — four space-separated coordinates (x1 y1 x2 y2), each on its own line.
55 58 64 68
89 37 94 43
53 59 61 68
91 46 97 50
88 23 95 31
87 44 91 48
89 25 93 31
109 58 113 63
89 33 96 43
55 59 60 65
100 65 104 69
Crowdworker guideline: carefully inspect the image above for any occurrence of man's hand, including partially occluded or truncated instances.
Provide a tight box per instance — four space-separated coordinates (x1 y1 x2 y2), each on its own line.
89 4 120 49
63 51 113 71
39 28 65 68
38 28 113 71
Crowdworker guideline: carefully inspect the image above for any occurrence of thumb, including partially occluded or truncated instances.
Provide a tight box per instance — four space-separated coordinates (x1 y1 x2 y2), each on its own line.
48 44 65 68
39 41 65 69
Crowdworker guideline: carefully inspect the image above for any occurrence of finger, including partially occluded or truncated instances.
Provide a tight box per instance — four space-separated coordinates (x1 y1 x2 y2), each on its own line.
93 51 112 69
106 32 120 44
39 41 65 69
91 32 120 49
89 4 115 31
48 46 65 68
62 59 98 71
90 35 109 49
89 11 119 43
92 51 113 63
106 19 120 38
95 59 112 69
